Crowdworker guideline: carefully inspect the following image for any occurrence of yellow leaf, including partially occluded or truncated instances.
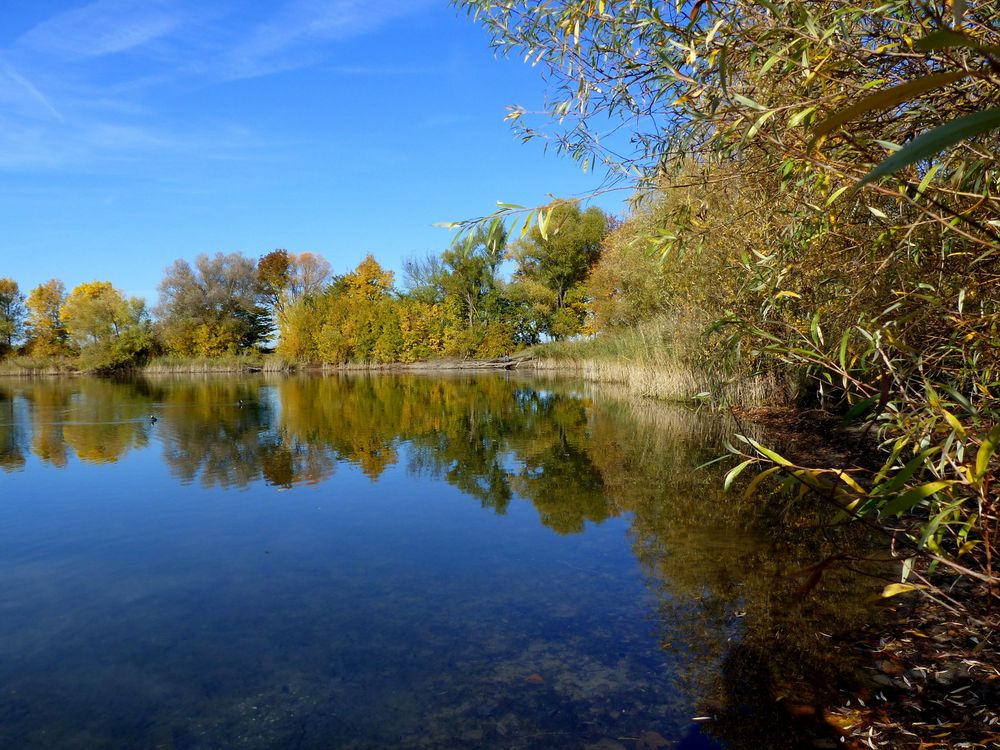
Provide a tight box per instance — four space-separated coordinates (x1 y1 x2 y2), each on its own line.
881 583 924 598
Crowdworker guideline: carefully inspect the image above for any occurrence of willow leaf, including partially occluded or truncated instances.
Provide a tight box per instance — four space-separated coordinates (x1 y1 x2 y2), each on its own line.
882 480 951 516
860 109 1000 186
724 459 755 490
913 29 1000 53
975 424 1000 480
812 71 970 143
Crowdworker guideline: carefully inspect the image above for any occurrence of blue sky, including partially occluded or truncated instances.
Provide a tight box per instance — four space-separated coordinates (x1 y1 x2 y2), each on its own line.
0 0 622 303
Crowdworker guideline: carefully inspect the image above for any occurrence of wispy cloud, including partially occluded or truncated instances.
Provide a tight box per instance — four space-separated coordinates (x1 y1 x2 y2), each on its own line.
219 0 434 80
0 117 276 171
15 0 183 59
0 59 64 121
0 0 433 172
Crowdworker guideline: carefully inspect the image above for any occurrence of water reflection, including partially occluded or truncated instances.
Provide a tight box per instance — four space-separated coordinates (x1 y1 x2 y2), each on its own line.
0 374 882 749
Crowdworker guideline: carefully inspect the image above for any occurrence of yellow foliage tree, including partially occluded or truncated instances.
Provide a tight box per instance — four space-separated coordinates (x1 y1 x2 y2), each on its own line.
25 280 68 356
60 281 131 348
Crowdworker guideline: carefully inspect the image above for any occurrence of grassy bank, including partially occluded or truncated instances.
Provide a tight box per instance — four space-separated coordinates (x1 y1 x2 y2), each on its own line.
525 318 791 406
141 354 290 375
0 356 80 377
1 354 292 377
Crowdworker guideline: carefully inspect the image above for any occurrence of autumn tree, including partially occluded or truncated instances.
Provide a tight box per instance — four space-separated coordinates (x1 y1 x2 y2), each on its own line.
288 252 331 299
257 249 291 322
58 281 155 369
156 252 269 356
25 279 68 356
60 281 131 347
344 254 393 302
0 278 26 353
257 249 332 328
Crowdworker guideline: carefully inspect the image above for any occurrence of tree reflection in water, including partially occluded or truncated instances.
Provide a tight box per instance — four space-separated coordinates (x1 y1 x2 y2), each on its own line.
0 373 883 749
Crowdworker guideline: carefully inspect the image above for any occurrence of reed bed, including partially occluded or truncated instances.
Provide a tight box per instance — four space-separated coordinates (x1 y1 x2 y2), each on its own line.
142 355 290 375
525 318 791 406
0 357 79 377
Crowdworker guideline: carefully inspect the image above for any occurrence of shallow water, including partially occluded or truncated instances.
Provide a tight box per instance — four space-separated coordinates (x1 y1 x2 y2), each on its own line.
0 374 877 749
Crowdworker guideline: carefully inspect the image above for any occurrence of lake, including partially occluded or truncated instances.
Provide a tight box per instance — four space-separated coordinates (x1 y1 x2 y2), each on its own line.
0 374 878 749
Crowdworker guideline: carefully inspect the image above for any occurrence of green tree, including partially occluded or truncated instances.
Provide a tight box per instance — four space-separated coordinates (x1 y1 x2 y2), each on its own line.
441 225 507 329
513 202 607 339
402 253 447 304
0 278 26 352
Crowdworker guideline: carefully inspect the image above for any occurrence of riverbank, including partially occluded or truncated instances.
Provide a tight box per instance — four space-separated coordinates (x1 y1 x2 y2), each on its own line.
0 357 79 377
536 356 1000 749
0 354 537 377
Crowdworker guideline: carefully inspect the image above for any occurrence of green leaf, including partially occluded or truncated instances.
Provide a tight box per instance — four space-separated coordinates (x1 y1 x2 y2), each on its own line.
915 163 941 197
873 139 901 152
825 185 849 206
838 328 850 370
760 48 789 75
519 210 535 238
841 395 877 425
537 207 552 241
695 453 730 471
913 29 1000 53
744 109 776 141
732 93 768 111
871 448 937 497
859 109 1000 187
809 310 822 345
918 501 963 550
882 480 952 516
975 423 1000 480
788 105 817 128
742 436 793 466
952 0 966 25
811 71 970 142
724 459 755 491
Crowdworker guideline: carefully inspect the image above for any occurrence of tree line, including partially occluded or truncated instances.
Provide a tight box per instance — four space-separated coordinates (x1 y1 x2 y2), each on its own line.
0 202 608 370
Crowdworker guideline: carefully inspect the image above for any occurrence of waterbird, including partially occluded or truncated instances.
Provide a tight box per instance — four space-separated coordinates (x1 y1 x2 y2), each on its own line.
148 414 157 423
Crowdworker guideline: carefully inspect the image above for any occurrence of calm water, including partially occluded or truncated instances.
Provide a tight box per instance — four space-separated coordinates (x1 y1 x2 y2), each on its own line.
0 374 878 749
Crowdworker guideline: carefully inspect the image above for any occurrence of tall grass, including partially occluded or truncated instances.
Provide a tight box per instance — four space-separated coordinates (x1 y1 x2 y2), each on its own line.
142 354 289 375
527 316 789 406
0 356 79 377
